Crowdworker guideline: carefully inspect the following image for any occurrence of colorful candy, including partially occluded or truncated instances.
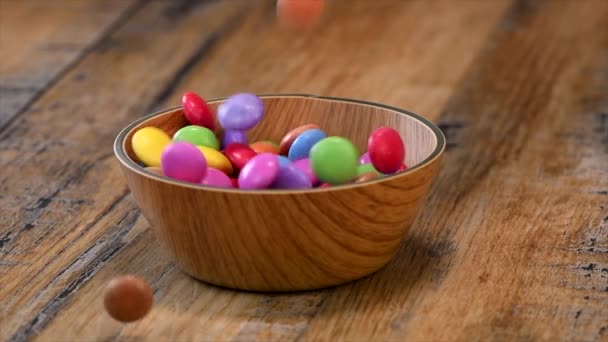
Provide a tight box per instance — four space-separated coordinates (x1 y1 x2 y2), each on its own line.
309 137 359 185
288 128 327 161
201 167 233 188
221 130 247 149
357 163 379 176
161 142 207 183
132 91 410 190
359 152 371 165
250 141 279 154
272 163 312 189
279 123 320 155
182 92 215 130
292 158 318 185
224 143 257 171
277 0 325 31
196 145 233 175
132 126 171 167
173 125 219 150
104 275 153 323
368 127 405 174
218 93 264 130
238 153 280 189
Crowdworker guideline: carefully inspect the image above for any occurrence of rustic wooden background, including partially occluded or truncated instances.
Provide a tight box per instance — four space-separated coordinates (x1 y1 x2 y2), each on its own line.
1 0 607 341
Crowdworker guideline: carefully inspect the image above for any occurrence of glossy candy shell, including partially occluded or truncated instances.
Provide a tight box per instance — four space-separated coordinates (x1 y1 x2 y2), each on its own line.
368 127 405 174
161 142 207 183
217 93 264 130
238 153 280 189
288 128 327 161
131 127 171 167
181 92 215 130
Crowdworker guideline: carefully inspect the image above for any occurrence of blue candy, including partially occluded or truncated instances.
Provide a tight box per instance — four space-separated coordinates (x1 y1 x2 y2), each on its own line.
288 128 327 161
277 155 291 166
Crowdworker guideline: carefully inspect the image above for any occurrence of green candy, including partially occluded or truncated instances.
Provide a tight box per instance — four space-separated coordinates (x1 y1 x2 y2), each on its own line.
357 163 380 176
172 125 219 150
310 136 359 185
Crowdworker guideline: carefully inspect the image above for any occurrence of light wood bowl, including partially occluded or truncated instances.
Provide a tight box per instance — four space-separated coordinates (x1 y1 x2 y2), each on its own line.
114 94 445 292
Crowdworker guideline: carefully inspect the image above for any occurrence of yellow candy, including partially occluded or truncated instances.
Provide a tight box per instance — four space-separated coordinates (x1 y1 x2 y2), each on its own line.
131 127 171 167
197 145 233 175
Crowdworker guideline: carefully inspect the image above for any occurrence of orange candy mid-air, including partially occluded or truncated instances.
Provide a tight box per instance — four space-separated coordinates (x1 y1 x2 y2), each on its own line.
276 0 325 30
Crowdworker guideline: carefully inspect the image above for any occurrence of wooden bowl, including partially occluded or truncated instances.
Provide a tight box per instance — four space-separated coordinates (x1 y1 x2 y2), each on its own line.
114 94 445 292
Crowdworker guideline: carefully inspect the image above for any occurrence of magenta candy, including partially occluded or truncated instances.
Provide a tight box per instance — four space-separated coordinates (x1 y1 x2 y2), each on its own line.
201 167 233 188
221 130 247 149
291 158 318 185
238 153 280 189
272 163 312 189
161 141 207 183
359 152 371 165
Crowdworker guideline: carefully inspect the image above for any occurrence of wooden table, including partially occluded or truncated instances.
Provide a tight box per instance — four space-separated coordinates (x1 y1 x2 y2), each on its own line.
1 1 607 341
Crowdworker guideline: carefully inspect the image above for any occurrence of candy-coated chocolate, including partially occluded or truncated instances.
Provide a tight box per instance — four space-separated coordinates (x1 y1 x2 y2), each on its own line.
357 163 379 176
131 126 171 167
319 182 331 188
217 93 264 130
250 141 279 154
288 128 327 161
224 143 257 171
238 153 280 189
398 163 408 172
291 158 318 185
368 127 405 174
279 123 320 155
104 275 153 323
145 166 163 176
310 136 359 185
173 125 219 150
201 167 233 188
277 0 325 31
272 163 312 189
221 130 247 149
182 92 215 130
230 177 239 188
359 152 371 165
161 142 207 183
277 155 291 166
353 171 380 184
196 145 233 175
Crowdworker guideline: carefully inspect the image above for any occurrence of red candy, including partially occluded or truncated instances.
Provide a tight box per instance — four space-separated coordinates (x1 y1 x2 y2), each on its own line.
230 177 239 188
223 143 257 172
182 92 215 131
368 127 405 174
398 163 408 172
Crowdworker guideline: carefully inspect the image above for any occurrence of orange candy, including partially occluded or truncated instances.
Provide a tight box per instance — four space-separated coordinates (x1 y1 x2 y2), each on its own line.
277 0 325 30
250 141 279 154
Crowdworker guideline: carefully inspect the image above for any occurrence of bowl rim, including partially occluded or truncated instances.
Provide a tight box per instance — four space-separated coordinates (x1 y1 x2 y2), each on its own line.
114 93 446 194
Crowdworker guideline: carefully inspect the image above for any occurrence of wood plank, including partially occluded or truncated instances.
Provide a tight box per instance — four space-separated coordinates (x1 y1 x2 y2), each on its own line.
301 0 608 340
0 1 249 340
29 0 511 340
0 0 141 129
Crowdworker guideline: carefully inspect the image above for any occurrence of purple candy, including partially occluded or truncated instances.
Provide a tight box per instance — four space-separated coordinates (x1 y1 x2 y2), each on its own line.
359 152 371 165
238 153 279 189
201 167 233 188
221 130 247 149
272 163 312 189
217 93 264 130
161 141 207 183
291 158 318 185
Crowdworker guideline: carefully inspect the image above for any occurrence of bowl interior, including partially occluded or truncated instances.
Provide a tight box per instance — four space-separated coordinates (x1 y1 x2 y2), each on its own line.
121 94 442 180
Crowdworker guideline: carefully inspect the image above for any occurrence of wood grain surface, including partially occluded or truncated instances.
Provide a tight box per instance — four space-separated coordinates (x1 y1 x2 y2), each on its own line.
1 0 607 341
